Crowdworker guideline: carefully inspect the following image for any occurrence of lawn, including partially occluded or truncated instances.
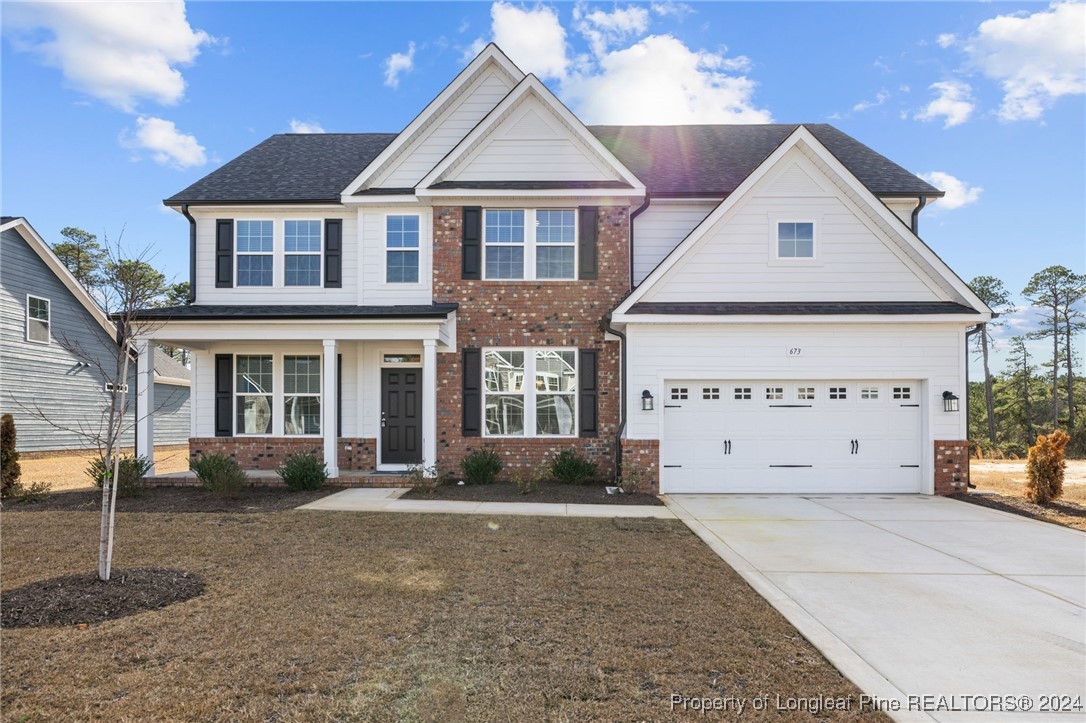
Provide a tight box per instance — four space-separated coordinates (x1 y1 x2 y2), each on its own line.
1 503 880 721
18 445 191 492
964 459 1086 531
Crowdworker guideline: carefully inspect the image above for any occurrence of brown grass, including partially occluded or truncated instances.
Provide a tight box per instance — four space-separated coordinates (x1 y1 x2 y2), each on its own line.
970 459 1086 503
1 509 881 721
18 445 190 491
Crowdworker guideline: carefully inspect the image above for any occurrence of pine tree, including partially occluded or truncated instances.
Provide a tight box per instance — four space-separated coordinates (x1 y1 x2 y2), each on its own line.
968 276 1014 443
1024 267 1086 428
52 226 107 288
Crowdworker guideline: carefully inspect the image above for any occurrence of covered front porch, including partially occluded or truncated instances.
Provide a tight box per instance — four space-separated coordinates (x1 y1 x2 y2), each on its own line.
132 305 456 479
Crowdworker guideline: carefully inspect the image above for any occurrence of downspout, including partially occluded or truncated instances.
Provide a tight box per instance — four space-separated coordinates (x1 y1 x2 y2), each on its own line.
628 196 651 291
910 196 929 235
602 314 627 482
180 204 197 304
964 322 984 487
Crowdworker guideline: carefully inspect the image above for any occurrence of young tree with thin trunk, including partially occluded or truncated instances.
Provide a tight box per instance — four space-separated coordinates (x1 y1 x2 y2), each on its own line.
968 275 1014 443
1024 266 1085 428
52 226 107 288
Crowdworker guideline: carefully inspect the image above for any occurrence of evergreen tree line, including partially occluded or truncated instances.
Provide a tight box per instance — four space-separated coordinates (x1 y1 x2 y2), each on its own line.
968 267 1085 458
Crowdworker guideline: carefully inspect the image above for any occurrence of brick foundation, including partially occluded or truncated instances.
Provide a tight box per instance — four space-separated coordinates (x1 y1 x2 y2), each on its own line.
934 440 970 495
189 437 377 472
620 439 660 494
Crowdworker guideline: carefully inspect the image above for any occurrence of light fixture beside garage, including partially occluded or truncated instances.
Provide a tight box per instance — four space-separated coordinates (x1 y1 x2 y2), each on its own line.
942 391 960 413
641 390 654 411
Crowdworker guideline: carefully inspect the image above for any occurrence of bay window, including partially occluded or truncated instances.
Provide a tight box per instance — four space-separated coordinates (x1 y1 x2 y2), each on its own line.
483 209 576 280
484 348 576 436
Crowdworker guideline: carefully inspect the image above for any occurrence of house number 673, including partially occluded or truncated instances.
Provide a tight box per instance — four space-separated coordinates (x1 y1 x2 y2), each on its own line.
788 347 802 356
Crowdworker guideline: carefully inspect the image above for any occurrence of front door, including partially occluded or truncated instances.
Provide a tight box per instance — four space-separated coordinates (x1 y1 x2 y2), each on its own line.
381 368 422 464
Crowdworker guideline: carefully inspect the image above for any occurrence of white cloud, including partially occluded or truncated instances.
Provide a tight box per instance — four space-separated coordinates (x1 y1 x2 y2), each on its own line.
852 89 890 113
3 1 210 112
383 41 416 89
918 171 982 210
650 2 694 19
915 80 975 128
563 34 771 124
489 1 568 79
289 119 325 134
121 116 206 169
936 33 956 49
963 2 1086 121
574 5 650 58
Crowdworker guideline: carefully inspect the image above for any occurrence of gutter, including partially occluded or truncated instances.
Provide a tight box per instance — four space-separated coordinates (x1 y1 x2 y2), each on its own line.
601 314 627 481
180 204 197 304
628 196 651 290
910 196 930 235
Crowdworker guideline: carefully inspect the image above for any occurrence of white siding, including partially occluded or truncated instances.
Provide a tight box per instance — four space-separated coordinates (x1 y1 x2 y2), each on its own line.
376 68 516 188
357 207 433 305
633 202 717 285
642 150 947 303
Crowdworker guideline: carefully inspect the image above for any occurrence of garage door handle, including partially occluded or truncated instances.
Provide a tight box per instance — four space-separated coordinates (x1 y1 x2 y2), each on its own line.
723 440 731 454
850 439 859 454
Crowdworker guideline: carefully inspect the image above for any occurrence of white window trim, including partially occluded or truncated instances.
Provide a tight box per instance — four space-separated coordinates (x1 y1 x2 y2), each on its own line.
235 219 276 288
482 208 578 281
283 354 322 436
233 352 324 438
230 218 332 291
283 220 323 288
379 350 423 368
768 213 823 266
483 347 578 438
383 212 423 286
25 294 50 344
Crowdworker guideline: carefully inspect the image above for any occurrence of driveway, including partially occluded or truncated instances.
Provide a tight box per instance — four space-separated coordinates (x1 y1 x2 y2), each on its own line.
665 494 1086 721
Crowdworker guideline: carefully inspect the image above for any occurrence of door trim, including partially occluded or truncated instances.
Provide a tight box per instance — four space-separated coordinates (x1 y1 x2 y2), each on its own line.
379 366 423 467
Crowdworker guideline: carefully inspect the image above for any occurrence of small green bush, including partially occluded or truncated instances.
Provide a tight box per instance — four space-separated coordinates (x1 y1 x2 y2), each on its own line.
14 480 52 503
277 452 328 491
1025 429 1068 504
87 454 152 498
550 449 598 485
190 453 248 499
460 448 502 485
1 414 21 499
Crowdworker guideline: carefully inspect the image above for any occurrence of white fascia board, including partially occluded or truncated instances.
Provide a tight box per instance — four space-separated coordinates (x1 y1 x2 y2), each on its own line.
341 44 525 197
611 313 990 325
154 375 192 387
417 74 646 193
415 188 645 200
140 319 446 343
341 194 422 205
185 204 346 214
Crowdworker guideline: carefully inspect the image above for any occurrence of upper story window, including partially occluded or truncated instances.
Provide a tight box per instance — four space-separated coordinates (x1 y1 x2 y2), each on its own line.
236 220 274 286
26 295 50 344
386 215 420 283
284 220 321 286
776 221 815 259
483 209 576 280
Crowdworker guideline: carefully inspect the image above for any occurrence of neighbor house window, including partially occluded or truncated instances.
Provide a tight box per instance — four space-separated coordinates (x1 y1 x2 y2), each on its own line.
484 348 577 436
386 215 420 283
777 222 814 259
283 355 320 435
26 295 50 343
284 220 321 286
236 355 273 434
484 209 576 280
236 220 274 286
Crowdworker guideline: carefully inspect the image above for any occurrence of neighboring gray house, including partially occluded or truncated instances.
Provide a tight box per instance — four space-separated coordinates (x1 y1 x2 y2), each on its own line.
0 216 190 452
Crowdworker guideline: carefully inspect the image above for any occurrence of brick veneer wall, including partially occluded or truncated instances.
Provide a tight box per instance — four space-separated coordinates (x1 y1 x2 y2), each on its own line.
431 205 631 479
620 439 660 494
189 437 377 472
934 440 970 495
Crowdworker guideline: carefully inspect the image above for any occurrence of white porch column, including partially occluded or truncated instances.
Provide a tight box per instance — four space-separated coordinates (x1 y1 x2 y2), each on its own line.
135 339 155 474
323 340 339 478
422 339 437 473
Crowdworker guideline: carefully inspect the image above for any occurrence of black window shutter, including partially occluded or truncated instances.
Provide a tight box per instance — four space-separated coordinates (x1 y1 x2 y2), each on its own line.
462 348 482 436
578 207 599 280
215 220 233 288
214 354 233 437
462 207 482 279
336 354 342 438
578 349 599 437
325 219 342 288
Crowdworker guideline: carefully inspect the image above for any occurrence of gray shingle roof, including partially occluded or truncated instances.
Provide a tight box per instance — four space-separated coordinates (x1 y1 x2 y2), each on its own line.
164 124 940 204
627 302 978 316
154 348 191 382
133 304 458 320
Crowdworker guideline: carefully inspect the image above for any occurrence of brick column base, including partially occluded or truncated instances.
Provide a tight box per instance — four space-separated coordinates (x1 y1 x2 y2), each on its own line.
934 440 970 495
620 439 660 495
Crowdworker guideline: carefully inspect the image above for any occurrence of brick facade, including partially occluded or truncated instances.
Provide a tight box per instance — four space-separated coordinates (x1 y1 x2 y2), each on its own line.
431 205 631 480
619 439 660 494
189 437 377 472
934 440 970 495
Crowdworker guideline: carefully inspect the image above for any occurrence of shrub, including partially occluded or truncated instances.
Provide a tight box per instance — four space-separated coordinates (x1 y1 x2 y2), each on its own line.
14 480 52 503
618 460 652 495
277 452 328 491
512 465 547 495
1025 429 1069 504
550 449 598 485
406 463 439 493
1 414 21 499
87 454 152 498
190 453 248 499
460 449 502 485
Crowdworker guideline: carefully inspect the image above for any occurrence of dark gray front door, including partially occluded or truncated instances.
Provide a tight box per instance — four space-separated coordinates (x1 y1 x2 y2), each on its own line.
381 368 421 464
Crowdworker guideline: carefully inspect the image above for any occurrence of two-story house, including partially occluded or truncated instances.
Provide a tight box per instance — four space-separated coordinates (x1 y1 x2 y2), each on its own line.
136 44 990 495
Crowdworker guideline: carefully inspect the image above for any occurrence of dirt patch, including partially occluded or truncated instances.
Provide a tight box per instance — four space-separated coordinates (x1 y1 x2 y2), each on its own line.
18 445 191 492
404 480 663 506
952 492 1086 531
1 568 205 628
3 485 331 513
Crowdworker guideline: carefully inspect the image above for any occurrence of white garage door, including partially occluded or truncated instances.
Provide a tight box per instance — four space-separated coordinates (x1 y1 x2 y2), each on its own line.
661 381 922 493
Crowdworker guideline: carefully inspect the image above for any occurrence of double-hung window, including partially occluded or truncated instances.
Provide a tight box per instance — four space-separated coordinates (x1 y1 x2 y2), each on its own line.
236 221 274 286
484 349 576 436
284 220 321 286
483 209 576 280
386 215 420 283
284 355 321 435
776 222 815 259
236 355 273 434
26 295 50 343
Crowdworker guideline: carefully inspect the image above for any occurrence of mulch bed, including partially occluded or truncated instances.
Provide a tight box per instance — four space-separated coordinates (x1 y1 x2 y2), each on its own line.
1 568 205 628
952 492 1086 531
403 480 664 506
3 486 331 513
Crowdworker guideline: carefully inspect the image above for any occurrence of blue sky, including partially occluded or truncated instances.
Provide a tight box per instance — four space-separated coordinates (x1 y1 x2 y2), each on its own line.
2 1 1083 373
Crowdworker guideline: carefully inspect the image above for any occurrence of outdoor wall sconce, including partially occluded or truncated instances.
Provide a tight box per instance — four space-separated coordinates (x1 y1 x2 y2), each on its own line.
942 391 960 413
641 390 654 411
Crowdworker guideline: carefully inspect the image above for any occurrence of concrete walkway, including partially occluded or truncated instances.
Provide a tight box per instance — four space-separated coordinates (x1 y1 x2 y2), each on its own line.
665 494 1086 722
297 487 674 518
